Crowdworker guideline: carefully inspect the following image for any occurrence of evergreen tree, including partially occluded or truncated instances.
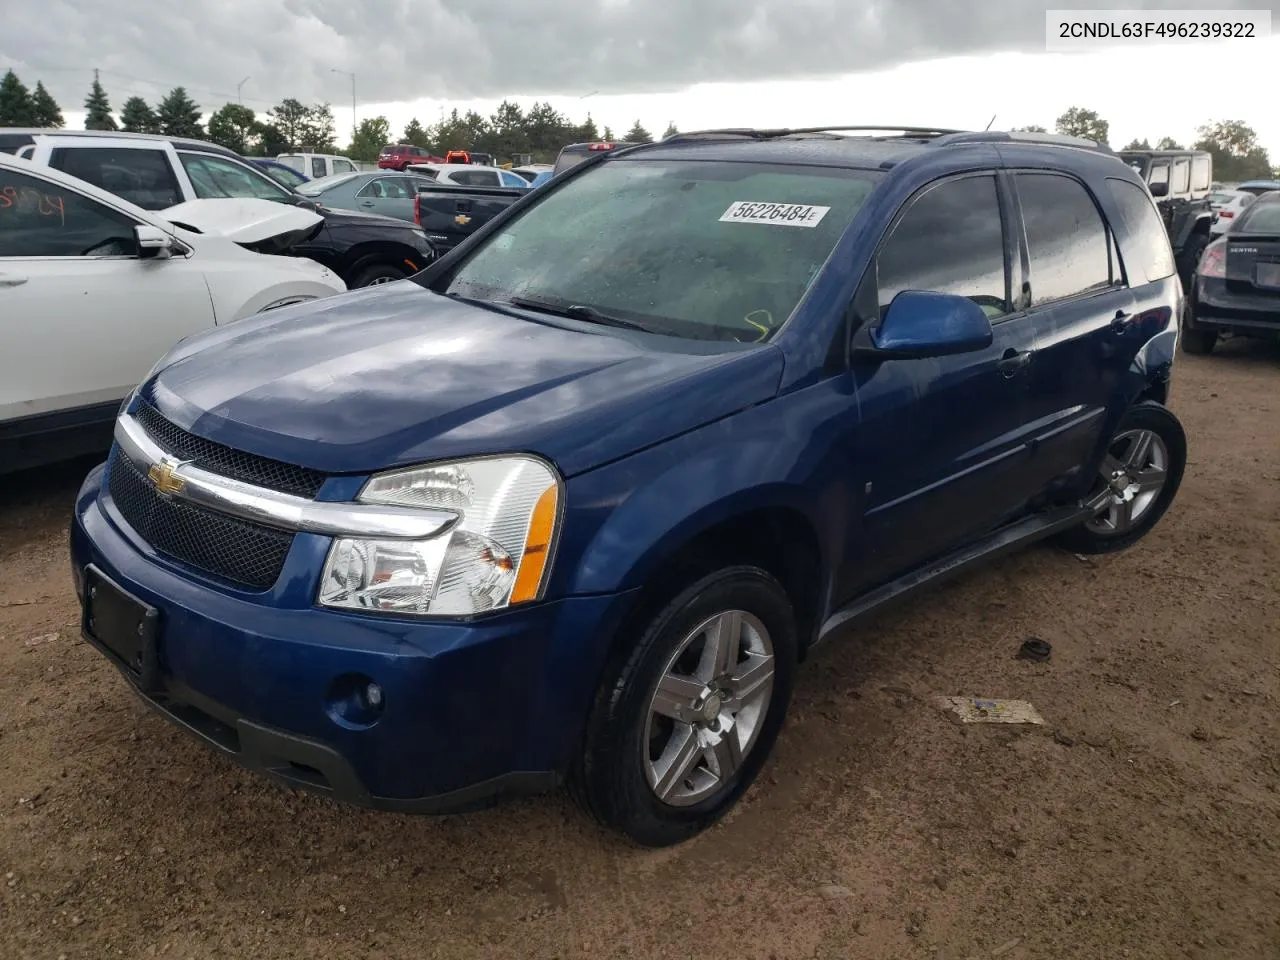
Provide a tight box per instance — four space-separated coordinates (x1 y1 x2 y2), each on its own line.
0 70 35 126
206 103 260 153
624 120 653 144
84 75 117 130
662 122 679 139
156 87 203 138
402 118 431 148
30 81 64 127
119 96 160 134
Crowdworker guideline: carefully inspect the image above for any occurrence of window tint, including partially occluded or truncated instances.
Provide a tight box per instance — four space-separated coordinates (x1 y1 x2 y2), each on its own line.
48 147 182 210
1016 173 1113 304
1191 156 1211 192
876 174 1008 319
0 169 139 258
179 153 292 202
1171 159 1190 194
1105 178 1177 282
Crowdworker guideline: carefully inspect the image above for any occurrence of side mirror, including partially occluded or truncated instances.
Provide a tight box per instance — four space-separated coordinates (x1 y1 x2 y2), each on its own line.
1148 181 1169 198
853 290 994 360
134 224 175 259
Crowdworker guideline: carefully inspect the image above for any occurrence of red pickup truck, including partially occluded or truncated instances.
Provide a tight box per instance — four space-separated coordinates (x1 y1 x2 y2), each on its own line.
378 144 445 170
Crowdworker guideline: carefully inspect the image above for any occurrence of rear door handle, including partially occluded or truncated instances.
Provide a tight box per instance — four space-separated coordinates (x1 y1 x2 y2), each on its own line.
0 274 29 287
1111 309 1136 333
359 200 376 208
997 349 1033 377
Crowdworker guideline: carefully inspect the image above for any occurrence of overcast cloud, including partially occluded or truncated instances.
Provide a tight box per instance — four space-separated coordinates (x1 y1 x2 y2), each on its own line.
4 0 1277 114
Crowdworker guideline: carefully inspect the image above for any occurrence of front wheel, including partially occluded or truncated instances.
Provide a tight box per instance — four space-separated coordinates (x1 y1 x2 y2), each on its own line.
1058 401 1186 554
350 263 409 288
570 567 797 847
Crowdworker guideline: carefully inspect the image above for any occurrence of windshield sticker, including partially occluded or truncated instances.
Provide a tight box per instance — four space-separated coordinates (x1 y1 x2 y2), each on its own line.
720 201 830 228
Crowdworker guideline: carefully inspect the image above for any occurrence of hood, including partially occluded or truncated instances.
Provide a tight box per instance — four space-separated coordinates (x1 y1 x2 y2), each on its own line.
162 198 323 244
143 284 784 477
320 205 415 228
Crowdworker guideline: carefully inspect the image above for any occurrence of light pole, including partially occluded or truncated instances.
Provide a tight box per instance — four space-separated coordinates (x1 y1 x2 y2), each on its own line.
237 76 251 105
331 68 356 142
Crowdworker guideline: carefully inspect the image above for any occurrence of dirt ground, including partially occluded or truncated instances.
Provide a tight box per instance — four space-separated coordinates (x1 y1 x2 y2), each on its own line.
1 341 1277 960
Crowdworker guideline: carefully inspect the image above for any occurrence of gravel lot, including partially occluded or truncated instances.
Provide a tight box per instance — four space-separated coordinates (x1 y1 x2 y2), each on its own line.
1 341 1277 960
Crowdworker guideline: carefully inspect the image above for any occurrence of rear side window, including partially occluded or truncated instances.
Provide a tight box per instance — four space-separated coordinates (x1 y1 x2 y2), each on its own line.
1171 159 1190 195
48 147 182 210
311 157 326 179
1015 173 1113 304
0 168 139 258
876 174 1008 319
1105 178 1177 282
1191 156 1210 192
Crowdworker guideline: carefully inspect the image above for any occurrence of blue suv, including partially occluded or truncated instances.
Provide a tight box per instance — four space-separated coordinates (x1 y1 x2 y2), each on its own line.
70 126 1187 847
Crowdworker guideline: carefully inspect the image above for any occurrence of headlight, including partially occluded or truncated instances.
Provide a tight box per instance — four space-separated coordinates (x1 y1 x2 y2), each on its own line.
317 456 561 617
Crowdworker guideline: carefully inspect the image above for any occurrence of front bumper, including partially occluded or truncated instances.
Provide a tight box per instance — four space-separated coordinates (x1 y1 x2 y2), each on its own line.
71 461 634 813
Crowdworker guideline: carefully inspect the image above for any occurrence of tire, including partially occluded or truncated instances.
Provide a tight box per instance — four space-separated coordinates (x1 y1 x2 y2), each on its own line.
1057 401 1186 555
1177 232 1209 293
350 263 409 288
570 566 797 847
1181 325 1217 355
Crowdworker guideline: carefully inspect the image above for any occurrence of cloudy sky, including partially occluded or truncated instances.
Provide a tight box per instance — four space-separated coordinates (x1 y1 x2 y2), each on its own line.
5 0 1279 155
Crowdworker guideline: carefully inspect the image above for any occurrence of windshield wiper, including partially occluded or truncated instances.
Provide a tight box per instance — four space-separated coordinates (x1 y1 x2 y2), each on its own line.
507 295 651 332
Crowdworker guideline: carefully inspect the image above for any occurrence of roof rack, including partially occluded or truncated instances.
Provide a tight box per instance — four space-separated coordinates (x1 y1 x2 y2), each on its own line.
620 125 1119 160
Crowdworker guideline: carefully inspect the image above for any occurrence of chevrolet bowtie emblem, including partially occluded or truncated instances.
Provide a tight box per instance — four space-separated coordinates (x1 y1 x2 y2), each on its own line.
147 458 186 496
454 214 471 226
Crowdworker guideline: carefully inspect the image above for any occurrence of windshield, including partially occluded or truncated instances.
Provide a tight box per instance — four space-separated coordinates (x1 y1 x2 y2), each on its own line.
297 172 363 196
1233 200 1280 234
441 159 880 342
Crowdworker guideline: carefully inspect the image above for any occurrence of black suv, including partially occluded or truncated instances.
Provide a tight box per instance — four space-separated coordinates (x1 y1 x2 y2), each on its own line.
1117 149 1214 291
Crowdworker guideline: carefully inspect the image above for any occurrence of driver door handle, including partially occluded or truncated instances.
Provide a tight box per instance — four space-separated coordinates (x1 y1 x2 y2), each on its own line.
997 348 1033 378
0 274 29 287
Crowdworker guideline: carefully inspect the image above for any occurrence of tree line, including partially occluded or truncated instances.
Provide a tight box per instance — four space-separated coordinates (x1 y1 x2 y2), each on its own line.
1014 106 1276 182
0 69 673 164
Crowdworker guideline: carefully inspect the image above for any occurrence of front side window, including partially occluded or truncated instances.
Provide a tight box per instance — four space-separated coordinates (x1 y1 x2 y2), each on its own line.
442 159 880 341
876 174 1008 319
1016 173 1113 304
0 168 139 258
499 170 528 188
179 153 293 202
334 158 356 174
1105 178 1177 282
48 147 182 210
1147 163 1169 191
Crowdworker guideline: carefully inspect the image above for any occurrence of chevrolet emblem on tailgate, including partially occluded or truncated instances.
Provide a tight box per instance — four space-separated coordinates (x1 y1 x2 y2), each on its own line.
454 214 471 226
147 458 186 496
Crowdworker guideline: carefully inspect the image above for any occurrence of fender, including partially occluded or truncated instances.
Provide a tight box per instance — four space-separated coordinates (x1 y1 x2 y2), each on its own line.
560 430 833 600
1172 210 1211 251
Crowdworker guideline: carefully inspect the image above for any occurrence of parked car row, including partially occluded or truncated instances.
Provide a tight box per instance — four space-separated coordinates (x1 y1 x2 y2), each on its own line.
1188 187 1280 353
49 125 1189 849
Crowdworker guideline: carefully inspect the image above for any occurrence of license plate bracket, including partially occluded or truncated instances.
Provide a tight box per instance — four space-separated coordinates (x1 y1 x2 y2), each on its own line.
1255 262 1280 289
82 565 162 694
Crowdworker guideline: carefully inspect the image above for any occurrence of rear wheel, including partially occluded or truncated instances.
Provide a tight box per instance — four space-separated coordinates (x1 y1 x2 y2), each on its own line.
1177 231 1210 293
1058 401 1186 554
570 567 797 847
1181 324 1217 355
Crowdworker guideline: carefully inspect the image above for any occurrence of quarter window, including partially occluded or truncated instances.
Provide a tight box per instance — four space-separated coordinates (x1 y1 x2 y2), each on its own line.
1104 178 1177 282
876 174 1008 319
0 169 139 258
48 147 182 210
1191 156 1211 192
1015 173 1113 304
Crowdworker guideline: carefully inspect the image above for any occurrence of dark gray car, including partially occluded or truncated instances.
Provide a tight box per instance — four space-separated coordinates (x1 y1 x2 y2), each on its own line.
298 171 437 223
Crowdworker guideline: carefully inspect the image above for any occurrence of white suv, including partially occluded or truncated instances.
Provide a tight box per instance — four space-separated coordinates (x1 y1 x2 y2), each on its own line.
0 154 346 475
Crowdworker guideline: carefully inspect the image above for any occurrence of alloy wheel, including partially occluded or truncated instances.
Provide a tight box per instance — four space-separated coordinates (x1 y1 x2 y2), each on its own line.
1085 428 1170 535
642 610 775 807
